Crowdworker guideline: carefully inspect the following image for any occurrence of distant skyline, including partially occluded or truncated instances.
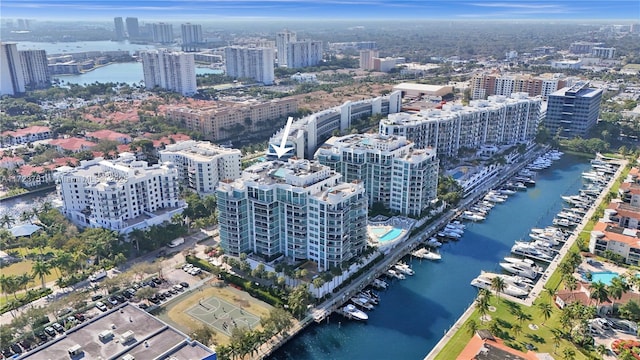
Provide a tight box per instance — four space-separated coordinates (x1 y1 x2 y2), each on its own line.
1 0 639 21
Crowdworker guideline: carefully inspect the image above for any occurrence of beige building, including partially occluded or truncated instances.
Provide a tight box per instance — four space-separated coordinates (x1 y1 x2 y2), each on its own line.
392 83 453 99
165 98 298 141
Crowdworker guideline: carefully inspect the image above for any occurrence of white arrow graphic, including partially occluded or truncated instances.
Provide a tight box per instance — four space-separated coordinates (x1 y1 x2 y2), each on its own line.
272 116 294 159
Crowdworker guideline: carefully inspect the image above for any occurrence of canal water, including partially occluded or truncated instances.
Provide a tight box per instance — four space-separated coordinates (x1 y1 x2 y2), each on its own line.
269 154 591 360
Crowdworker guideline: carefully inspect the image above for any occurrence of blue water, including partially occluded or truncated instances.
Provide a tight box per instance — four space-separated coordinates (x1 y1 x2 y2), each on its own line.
270 154 591 360
452 171 465 180
56 62 223 86
587 271 620 286
380 228 404 242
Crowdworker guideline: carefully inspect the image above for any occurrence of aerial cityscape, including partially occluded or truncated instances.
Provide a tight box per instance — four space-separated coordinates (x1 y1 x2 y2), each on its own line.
1 1 640 360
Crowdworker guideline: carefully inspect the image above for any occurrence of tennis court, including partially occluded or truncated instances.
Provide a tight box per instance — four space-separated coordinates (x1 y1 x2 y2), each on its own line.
186 296 261 336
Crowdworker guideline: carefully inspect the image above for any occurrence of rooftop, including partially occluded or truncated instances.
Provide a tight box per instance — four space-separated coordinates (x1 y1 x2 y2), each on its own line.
593 221 640 249
20 303 214 360
85 130 132 142
1 125 51 137
550 81 602 98
456 331 540 360
50 137 97 152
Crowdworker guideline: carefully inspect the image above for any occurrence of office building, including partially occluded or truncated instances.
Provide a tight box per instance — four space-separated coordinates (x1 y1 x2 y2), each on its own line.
315 134 439 217
141 49 197 96
569 41 604 54
181 23 203 52
113 17 126 40
268 91 402 160
166 98 297 141
159 140 242 195
19 49 50 90
591 47 616 59
125 17 140 39
224 46 275 85
151 23 174 43
57 154 186 234
286 40 323 69
276 29 296 67
372 57 399 72
544 81 602 138
379 93 541 157
217 158 368 270
0 42 25 95
359 49 379 70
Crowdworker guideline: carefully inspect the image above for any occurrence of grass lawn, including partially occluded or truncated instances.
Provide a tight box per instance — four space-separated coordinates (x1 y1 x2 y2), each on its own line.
434 294 595 360
1 260 61 288
158 281 275 345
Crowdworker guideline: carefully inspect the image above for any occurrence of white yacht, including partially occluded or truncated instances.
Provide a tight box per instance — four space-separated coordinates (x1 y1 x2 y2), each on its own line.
500 258 540 279
444 225 464 235
342 304 368 320
438 230 462 239
529 232 561 246
372 278 388 290
422 250 442 261
470 275 529 297
394 263 415 276
512 242 554 260
357 291 379 305
426 237 443 248
462 211 486 222
480 271 533 290
387 269 405 280
553 217 576 228
351 296 375 310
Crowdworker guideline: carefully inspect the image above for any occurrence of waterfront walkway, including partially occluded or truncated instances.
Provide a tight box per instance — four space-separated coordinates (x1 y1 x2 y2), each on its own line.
424 156 627 360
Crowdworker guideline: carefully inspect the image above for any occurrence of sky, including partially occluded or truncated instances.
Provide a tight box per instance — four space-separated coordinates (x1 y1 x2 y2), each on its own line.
1 0 639 21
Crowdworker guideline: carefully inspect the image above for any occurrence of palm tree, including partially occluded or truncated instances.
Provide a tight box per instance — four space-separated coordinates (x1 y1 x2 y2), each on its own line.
545 286 557 305
595 344 607 358
537 302 553 325
1 214 15 229
608 276 630 301
512 323 522 338
589 281 610 307
551 329 563 354
466 319 478 335
312 276 324 298
490 276 505 299
17 273 33 293
32 259 52 289
515 309 529 325
562 347 576 360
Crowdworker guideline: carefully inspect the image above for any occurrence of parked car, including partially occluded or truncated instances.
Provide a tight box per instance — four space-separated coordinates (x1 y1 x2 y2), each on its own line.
91 294 103 301
74 313 85 322
52 322 64 333
173 284 183 292
139 303 149 310
95 301 108 312
65 316 77 327
10 343 22 354
44 326 56 337
114 295 125 303
123 291 133 299
180 282 189 288
107 297 118 306
157 293 166 300
35 332 47 342
152 277 162 285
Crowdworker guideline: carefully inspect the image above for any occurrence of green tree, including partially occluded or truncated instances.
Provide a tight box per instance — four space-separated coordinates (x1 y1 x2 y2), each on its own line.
537 302 553 325
608 276 630 301
562 347 576 360
32 259 52 289
490 276 506 299
466 319 478 335
191 325 215 346
589 281 609 306
512 323 522 338
287 284 312 319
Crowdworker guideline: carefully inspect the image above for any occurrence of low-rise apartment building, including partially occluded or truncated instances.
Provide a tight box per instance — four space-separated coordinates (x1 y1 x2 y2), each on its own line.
1 125 52 146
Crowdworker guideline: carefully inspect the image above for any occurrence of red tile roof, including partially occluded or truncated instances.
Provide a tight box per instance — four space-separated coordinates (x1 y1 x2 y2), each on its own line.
85 130 132 142
2 125 51 137
50 138 97 152
594 221 640 249
0 156 24 165
620 182 640 195
609 202 640 220
457 332 539 360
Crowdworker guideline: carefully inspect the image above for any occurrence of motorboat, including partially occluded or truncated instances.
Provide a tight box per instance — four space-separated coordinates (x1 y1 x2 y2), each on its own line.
557 211 582 223
449 220 466 229
480 271 533 290
342 304 368 320
512 182 527 191
351 296 375 310
445 224 464 234
438 230 462 239
426 238 443 248
484 194 506 203
561 195 589 206
394 263 415 276
386 269 405 280
422 250 442 261
511 242 553 261
553 217 577 228
372 278 388 290
462 211 486 222
498 188 517 195
499 260 539 280
470 275 529 297
357 291 379 305
529 232 561 246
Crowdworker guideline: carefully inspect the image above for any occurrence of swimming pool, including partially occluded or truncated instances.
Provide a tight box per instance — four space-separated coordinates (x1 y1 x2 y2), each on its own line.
587 271 620 286
379 228 404 243
452 171 465 180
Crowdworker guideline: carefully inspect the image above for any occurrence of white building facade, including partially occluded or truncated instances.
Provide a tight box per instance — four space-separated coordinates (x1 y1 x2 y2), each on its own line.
315 134 439 217
0 42 25 95
181 23 203 52
159 140 242 195
20 49 50 90
286 41 323 69
141 49 197 95
275 30 296 67
152 23 174 43
379 93 541 157
224 46 275 85
217 159 368 270
57 154 186 234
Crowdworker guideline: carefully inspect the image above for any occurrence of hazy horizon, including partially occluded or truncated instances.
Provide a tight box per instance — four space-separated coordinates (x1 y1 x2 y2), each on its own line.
2 0 639 22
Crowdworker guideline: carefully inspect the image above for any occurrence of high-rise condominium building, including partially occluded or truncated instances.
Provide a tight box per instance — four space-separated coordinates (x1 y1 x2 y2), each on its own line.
159 140 242 195
141 49 197 96
315 134 439 217
359 50 379 70
286 40 323 69
379 93 541 157
217 158 368 270
275 29 296 67
181 23 203 52
114 17 126 40
19 49 50 90
0 42 25 95
569 41 604 54
126 17 140 39
152 23 174 43
224 46 274 85
57 154 185 234
544 81 602 138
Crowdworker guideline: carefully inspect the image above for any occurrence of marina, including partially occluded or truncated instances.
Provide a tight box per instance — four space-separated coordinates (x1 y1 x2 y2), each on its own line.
269 152 598 360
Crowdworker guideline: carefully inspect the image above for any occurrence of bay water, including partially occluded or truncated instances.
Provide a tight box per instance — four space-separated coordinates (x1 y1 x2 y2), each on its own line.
270 154 591 360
